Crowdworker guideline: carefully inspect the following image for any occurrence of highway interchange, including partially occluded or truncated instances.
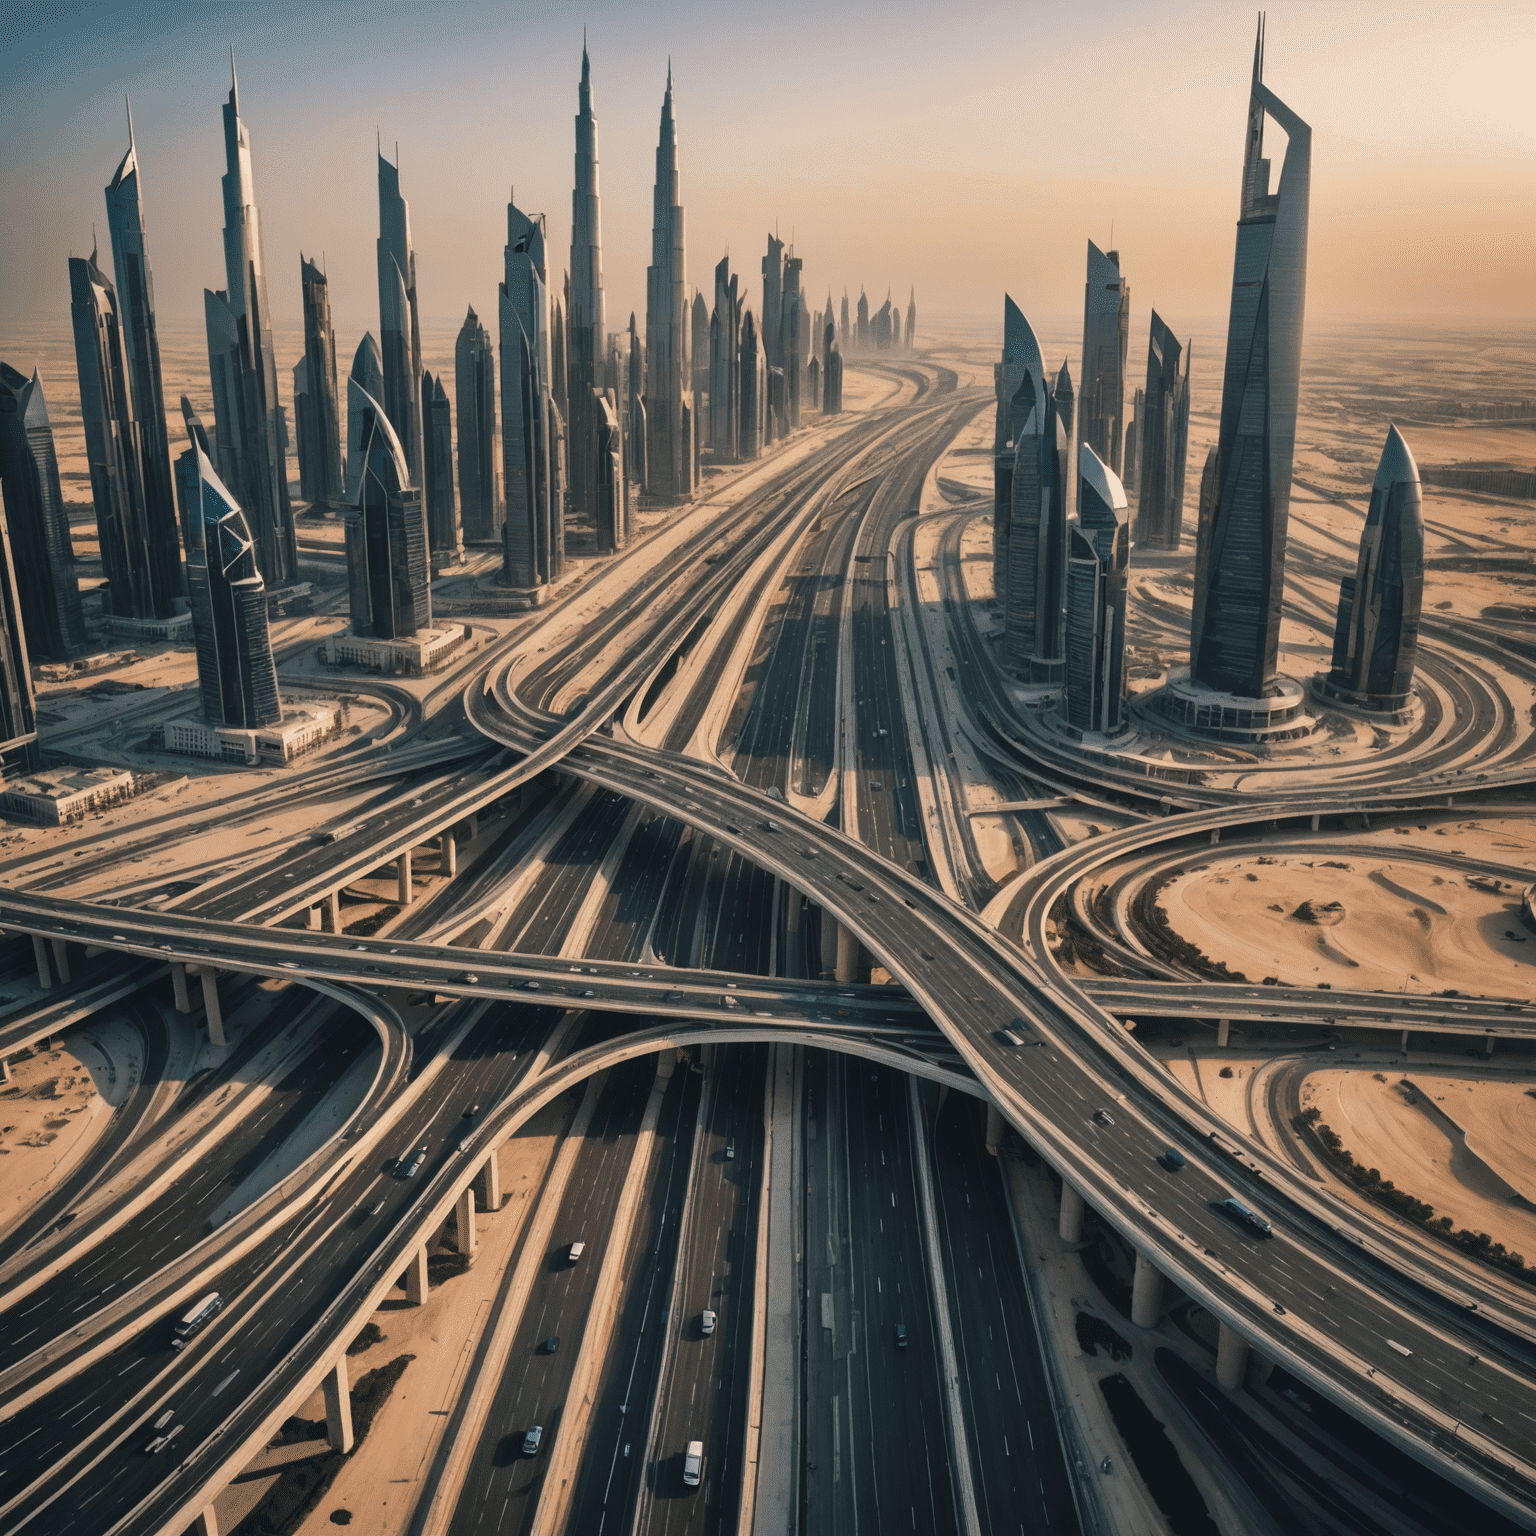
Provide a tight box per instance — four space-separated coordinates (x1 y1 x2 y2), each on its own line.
0 358 1533 1536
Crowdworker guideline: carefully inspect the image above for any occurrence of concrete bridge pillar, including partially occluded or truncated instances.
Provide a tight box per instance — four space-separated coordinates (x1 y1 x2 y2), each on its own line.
50 939 71 984
1485 1031 1496 1058
191 1508 220 1536
1217 1019 1231 1048
306 906 321 931
1400 1029 1410 1054
819 906 837 977
397 849 414 905
785 884 801 934
455 1185 477 1257
322 1355 354 1453
1058 1182 1084 1244
31 935 53 990
1310 813 1320 831
835 923 859 984
984 1102 1005 1155
481 1150 501 1211
1216 1320 1250 1391
1131 1250 1165 1328
1210 829 1221 845
328 890 342 933
0 1057 10 1083
404 1245 429 1306
171 962 192 1014
467 812 479 841
201 970 227 1048
441 833 457 878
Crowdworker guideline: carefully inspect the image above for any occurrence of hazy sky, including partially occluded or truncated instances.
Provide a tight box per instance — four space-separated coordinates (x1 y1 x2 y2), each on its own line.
2 0 1533 352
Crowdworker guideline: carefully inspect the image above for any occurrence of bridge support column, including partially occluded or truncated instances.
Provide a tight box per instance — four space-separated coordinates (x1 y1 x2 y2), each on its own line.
171 962 192 1013
1401 1029 1410 1054
191 1507 220 1536
785 884 800 934
835 923 858 984
1485 1031 1495 1057
31 935 53 990
404 1245 428 1305
1216 1321 1250 1391
1217 1018 1231 1048
984 1103 1005 1155
328 890 342 933
1058 1182 1084 1244
0 1057 10 1083
201 970 227 1048
467 812 479 841
819 906 837 977
50 939 71 984
481 1150 501 1211
1310 813 1320 831
322 1355 354 1453
441 833 457 877
397 849 414 905
1210 829 1220 845
306 906 321 931
455 1185 477 1257
1131 1251 1165 1328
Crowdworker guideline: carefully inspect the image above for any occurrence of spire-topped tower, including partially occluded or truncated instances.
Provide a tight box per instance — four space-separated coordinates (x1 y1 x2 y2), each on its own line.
1188 15 1311 701
644 67 694 501
377 147 424 490
104 103 183 612
203 61 296 587
568 38 608 526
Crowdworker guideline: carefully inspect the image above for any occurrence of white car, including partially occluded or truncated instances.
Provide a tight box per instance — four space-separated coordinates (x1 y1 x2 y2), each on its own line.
700 1309 717 1336
682 1440 704 1487
523 1424 543 1456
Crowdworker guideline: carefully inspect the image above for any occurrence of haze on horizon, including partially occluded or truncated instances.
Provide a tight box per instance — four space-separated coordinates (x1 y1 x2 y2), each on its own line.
1 0 1532 348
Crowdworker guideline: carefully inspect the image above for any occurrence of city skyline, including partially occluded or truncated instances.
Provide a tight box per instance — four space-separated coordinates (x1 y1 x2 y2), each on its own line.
3 3 1529 351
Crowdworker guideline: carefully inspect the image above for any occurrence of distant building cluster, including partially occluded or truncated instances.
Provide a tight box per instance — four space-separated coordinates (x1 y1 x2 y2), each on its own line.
989 19 1426 745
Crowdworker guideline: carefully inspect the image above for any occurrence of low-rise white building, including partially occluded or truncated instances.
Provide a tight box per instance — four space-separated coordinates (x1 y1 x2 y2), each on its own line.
321 623 472 676
163 701 338 766
1 765 140 825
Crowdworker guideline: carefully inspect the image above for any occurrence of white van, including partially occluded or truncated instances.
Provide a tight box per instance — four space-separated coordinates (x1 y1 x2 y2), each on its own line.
682 1440 704 1487
567 1240 586 1264
171 1293 222 1350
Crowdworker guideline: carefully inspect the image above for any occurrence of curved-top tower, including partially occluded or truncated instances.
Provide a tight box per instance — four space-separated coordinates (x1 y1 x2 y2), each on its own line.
377 149 423 485
1321 425 1424 715
1188 16 1311 700
644 67 693 503
569 41 606 527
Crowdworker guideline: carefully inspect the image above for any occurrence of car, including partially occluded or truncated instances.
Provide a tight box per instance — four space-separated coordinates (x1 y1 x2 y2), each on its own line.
368 1199 386 1216
1092 1109 1115 1127
995 1028 1024 1046
525 980 541 991
462 973 479 984
765 819 781 832
725 824 742 835
1217 1197 1273 1238
144 1426 183 1454
725 1138 736 1160
582 989 596 998
666 990 686 1001
462 1104 480 1120
151 1410 174 1431
567 1240 586 1263
1158 1148 1186 1172
682 1440 704 1487
700 1309 717 1336
523 1424 543 1456
280 961 299 970
542 1335 559 1354
397 1147 427 1178
894 1322 908 1349
721 995 738 1008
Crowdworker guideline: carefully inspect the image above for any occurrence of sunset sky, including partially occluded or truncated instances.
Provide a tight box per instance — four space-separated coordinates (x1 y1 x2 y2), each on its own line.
2 0 1532 347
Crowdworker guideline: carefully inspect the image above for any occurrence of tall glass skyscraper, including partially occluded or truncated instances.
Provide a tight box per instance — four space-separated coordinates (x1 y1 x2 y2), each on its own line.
1078 241 1129 475
1133 311 1191 551
645 69 694 503
1065 444 1130 735
1188 19 1311 699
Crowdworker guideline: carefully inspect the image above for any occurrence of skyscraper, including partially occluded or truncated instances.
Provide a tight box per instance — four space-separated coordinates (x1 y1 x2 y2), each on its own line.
822 321 843 415
856 290 869 350
1188 18 1311 700
500 197 562 588
179 439 281 730
70 248 163 621
1322 426 1424 714
105 108 181 606
422 371 458 559
455 305 500 542
1133 311 1191 551
296 256 344 507
0 365 86 660
762 235 784 371
594 392 625 556
568 41 606 528
782 255 803 429
0 483 37 772
739 309 763 460
709 255 741 458
691 291 710 420
905 289 917 351
377 149 424 483
1064 443 1130 734
1004 373 1069 684
993 295 1047 614
204 60 296 590
1123 388 1144 492
627 313 647 490
344 379 431 640
1079 240 1130 475
839 291 850 350
644 69 694 503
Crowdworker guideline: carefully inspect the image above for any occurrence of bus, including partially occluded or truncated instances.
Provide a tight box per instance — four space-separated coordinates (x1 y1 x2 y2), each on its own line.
171 1292 223 1349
